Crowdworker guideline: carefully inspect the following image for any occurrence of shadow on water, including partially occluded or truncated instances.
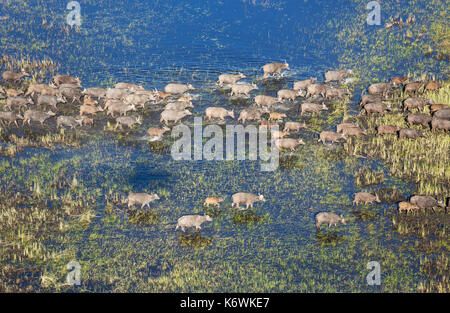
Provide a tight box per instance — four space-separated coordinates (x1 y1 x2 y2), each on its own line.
351 209 379 222
279 153 300 170
258 76 290 91
128 210 159 226
176 232 213 248
128 160 172 191
315 229 346 246
232 210 268 226
147 141 169 153
203 206 224 218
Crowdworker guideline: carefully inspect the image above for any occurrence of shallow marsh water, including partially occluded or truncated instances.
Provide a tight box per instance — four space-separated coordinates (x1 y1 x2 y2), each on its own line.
0 0 448 292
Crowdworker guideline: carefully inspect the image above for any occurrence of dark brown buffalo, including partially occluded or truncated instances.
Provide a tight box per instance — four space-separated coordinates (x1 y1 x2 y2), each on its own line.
2 71 29 83
431 118 450 132
433 108 450 120
362 102 391 115
377 125 401 135
403 98 433 112
398 128 427 139
404 81 423 95
406 113 432 127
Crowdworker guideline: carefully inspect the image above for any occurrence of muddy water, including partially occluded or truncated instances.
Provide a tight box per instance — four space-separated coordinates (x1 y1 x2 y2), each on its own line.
0 0 446 292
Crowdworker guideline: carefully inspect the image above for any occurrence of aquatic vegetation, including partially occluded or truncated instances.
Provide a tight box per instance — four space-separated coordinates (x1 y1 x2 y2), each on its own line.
0 0 448 293
354 168 385 187
418 254 449 293
376 187 406 204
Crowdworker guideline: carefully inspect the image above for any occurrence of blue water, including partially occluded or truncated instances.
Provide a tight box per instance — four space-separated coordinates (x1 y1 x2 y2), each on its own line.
3 0 361 86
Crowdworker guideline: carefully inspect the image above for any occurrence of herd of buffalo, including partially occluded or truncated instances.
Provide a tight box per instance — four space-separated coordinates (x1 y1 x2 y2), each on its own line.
0 62 448 231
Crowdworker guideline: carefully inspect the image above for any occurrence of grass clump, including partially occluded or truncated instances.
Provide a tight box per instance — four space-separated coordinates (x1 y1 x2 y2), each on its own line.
418 254 449 293
354 168 385 187
128 210 159 226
